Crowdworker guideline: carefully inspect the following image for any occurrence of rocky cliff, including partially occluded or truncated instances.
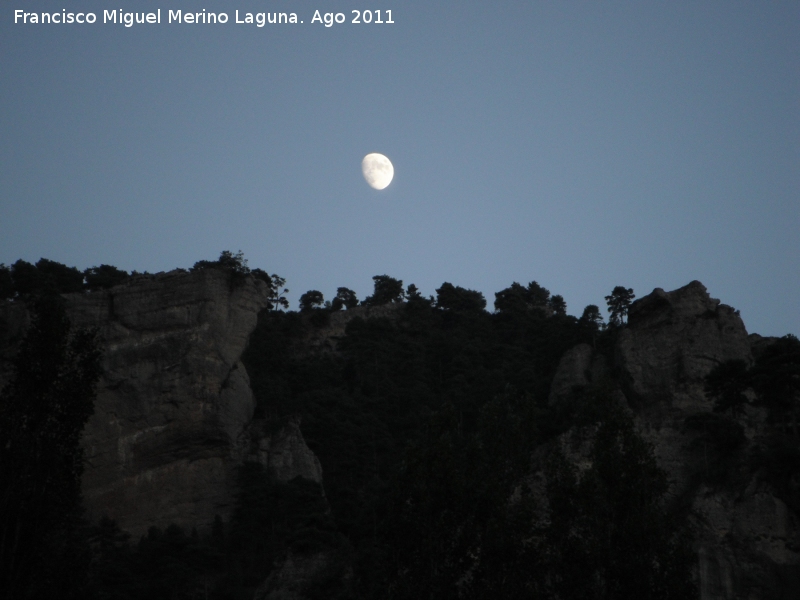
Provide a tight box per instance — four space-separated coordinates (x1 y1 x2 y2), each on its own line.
550 281 799 600
0 268 325 539
2 273 797 598
617 280 753 411
69 268 273 536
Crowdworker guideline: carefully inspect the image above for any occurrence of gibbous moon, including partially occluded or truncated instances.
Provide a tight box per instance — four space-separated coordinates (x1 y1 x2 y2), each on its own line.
362 153 394 190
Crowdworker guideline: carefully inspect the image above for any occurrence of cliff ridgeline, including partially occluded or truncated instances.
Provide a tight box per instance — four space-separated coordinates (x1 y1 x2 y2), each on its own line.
0 254 798 600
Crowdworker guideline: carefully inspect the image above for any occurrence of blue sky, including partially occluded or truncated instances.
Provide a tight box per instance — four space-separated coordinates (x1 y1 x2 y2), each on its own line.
1 1 797 336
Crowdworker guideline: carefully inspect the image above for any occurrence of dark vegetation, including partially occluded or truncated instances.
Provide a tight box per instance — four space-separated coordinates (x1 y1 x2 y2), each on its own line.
538 389 696 600
701 336 800 510
226 274 697 599
0 259 131 298
0 293 102 598
604 286 635 327
683 412 748 488
18 255 798 598
190 251 288 307
0 250 290 310
86 468 351 600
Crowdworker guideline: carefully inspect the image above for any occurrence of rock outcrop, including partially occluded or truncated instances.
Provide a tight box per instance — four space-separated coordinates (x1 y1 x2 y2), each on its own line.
248 417 324 485
549 281 799 600
0 268 328 538
548 342 608 405
63 268 274 536
616 280 752 412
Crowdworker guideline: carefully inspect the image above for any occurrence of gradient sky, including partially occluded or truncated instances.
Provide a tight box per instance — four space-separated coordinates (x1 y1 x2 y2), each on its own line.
1 1 797 336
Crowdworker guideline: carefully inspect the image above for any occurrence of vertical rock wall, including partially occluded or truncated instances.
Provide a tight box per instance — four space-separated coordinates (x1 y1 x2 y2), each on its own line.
0 266 331 546
616 280 752 411
60 269 271 536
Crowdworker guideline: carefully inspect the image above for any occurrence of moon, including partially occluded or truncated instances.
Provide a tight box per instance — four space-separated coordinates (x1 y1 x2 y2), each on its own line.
362 153 394 190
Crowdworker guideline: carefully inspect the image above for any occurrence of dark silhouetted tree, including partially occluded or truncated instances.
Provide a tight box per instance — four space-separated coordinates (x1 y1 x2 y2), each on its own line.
705 359 750 418
548 294 567 316
540 390 697 599
0 294 102 598
251 268 270 284
191 250 253 288
527 281 551 306
579 304 604 330
86 516 134 597
0 263 13 299
579 304 605 349
331 287 359 311
10 259 43 296
84 265 130 291
218 250 249 274
299 290 325 312
192 250 249 274
363 275 404 306
390 390 538 600
35 258 84 294
252 269 290 311
405 283 434 310
269 275 290 311
8 259 86 296
494 281 551 314
751 335 800 436
605 286 635 327
435 282 486 312
494 282 529 314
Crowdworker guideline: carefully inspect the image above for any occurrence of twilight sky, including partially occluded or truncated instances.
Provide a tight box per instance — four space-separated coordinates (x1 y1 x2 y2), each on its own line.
1 1 797 336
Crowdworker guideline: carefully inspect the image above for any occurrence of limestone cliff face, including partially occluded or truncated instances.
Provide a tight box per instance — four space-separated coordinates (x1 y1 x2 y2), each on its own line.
61 268 275 536
548 342 608 405
617 280 752 411
0 268 328 538
551 281 799 600
247 417 323 485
